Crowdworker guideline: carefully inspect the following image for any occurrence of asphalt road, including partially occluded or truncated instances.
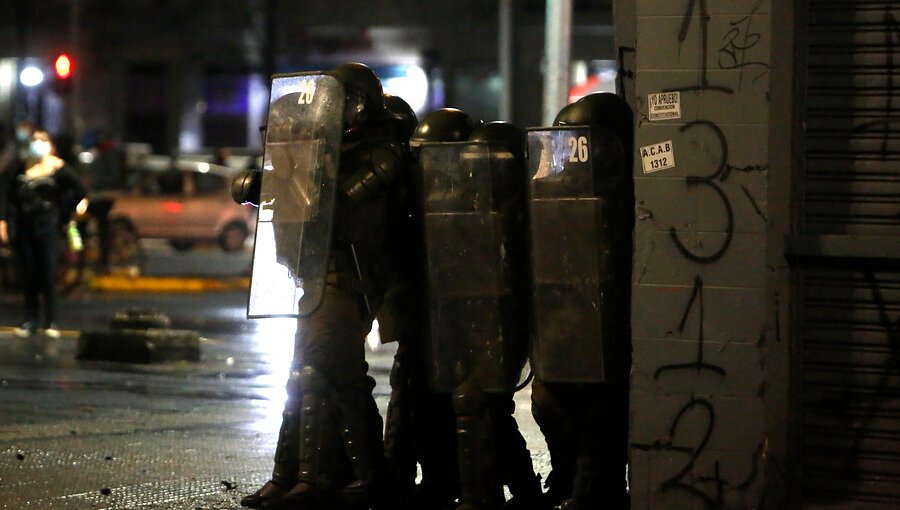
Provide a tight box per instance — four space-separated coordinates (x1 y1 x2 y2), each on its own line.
0 244 549 509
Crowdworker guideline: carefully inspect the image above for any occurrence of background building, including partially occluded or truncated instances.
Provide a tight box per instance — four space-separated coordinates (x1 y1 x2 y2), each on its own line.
0 0 615 154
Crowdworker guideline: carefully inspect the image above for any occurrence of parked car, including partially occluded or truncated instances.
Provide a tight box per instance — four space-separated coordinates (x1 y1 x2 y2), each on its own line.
108 158 256 252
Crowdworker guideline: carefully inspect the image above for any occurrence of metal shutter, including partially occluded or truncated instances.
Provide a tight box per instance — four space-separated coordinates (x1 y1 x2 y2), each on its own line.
804 1 899 235
799 269 899 506
795 1 900 507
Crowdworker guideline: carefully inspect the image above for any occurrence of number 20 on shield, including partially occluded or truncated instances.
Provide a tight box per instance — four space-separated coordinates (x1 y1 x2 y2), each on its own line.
297 79 316 105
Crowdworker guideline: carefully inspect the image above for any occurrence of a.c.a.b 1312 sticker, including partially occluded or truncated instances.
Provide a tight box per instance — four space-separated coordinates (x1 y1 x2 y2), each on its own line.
640 140 676 174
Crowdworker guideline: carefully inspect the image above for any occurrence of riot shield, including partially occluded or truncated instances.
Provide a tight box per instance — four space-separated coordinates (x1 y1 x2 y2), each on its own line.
420 142 525 393
527 127 612 383
248 73 344 318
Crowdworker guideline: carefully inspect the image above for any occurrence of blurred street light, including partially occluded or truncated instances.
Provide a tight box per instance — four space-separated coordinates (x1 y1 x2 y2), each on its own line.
19 65 44 87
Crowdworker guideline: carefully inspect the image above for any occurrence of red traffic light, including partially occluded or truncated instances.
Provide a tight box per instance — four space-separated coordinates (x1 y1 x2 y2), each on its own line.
54 54 73 79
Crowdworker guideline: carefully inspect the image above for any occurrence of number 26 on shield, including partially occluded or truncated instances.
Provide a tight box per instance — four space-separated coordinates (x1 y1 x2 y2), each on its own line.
297 79 316 105
567 136 589 163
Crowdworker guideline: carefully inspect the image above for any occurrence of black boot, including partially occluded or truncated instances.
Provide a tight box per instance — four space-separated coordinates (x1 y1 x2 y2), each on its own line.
261 366 335 510
454 382 504 510
383 350 417 500
531 380 577 508
415 392 460 508
503 475 549 510
260 481 334 510
240 480 288 508
242 381 303 508
334 375 385 510
488 395 547 510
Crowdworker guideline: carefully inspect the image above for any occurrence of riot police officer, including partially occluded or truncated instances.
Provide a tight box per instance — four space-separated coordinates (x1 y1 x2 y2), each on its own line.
464 121 545 510
413 115 545 510
234 62 410 510
526 93 634 510
380 108 479 509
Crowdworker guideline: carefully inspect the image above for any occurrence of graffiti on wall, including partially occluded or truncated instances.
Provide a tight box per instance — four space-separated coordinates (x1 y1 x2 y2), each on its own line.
629 1 771 508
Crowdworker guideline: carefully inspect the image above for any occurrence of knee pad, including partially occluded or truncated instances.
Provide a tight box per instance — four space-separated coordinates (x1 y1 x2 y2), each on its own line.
299 365 326 394
286 368 304 398
453 382 486 417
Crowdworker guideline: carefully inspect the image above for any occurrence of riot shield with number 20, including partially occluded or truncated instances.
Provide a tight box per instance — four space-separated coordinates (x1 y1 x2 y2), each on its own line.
247 73 345 318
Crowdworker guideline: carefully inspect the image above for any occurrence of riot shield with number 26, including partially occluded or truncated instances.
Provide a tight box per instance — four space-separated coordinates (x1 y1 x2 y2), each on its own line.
527 126 629 383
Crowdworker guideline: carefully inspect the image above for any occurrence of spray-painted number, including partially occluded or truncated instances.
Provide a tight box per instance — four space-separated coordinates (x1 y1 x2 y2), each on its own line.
297 79 317 105
567 136 589 163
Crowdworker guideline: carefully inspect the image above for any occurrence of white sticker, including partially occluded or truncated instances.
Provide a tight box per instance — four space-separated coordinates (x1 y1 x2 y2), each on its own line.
647 92 681 121
640 140 675 174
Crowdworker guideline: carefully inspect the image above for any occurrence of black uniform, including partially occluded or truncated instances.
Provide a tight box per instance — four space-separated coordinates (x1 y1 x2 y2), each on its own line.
237 65 409 510
379 109 474 509
527 93 634 510
404 116 545 510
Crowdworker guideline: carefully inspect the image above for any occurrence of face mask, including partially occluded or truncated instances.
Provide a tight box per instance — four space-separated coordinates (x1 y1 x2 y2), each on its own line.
15 128 30 143
28 140 51 159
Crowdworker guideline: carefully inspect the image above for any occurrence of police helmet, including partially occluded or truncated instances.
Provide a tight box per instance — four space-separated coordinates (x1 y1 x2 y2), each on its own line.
553 92 633 146
410 108 480 149
469 121 526 201
331 62 384 127
469 121 526 160
384 94 418 140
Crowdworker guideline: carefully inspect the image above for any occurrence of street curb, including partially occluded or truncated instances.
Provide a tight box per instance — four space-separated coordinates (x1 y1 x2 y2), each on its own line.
0 327 80 338
88 275 250 293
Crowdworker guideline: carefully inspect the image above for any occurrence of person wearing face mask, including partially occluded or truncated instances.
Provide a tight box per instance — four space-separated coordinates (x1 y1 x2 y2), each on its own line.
0 130 86 338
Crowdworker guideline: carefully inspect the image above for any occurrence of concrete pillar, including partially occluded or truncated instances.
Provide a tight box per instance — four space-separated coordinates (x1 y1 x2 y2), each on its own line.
615 1 774 507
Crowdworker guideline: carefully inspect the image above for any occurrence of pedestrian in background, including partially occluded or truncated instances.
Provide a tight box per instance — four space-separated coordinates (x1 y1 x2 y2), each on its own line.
213 146 231 168
1 121 34 175
0 130 86 338
80 131 126 270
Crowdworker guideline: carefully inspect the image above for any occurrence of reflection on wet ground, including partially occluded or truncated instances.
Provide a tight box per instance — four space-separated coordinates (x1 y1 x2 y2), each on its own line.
0 290 545 509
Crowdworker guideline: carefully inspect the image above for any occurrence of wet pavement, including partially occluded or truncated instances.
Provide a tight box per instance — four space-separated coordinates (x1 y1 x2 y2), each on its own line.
0 288 549 509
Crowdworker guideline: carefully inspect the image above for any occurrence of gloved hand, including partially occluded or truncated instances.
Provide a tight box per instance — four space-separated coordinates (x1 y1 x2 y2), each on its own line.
231 171 262 206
